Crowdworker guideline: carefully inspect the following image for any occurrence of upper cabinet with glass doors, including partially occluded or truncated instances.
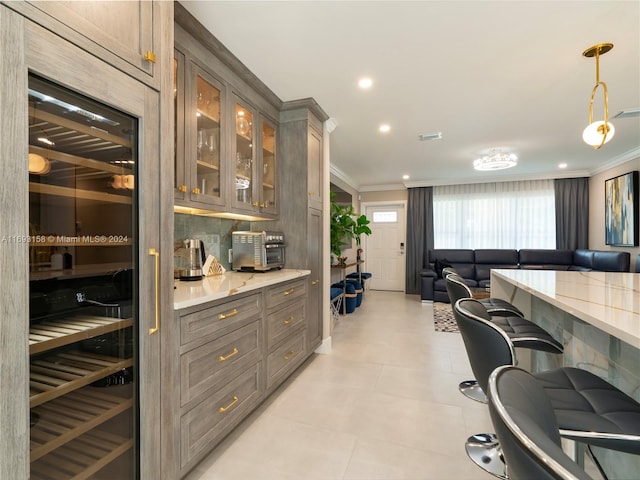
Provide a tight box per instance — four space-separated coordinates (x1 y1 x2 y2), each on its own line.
174 48 226 209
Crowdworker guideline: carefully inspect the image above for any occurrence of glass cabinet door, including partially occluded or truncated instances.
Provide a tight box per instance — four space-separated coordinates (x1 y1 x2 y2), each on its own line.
192 68 222 201
260 116 278 215
28 74 138 479
174 50 186 199
234 100 255 210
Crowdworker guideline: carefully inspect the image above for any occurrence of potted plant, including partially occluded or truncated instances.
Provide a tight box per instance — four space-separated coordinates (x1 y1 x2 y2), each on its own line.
330 192 372 262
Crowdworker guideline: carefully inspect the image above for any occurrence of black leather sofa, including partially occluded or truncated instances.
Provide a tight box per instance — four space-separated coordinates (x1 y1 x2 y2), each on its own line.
421 248 631 302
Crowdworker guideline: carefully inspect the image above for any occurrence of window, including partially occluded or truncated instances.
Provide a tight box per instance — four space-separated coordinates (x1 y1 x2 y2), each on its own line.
372 211 397 223
433 180 555 249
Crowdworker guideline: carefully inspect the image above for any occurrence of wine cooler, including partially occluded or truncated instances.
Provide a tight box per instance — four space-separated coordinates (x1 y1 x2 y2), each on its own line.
28 74 139 479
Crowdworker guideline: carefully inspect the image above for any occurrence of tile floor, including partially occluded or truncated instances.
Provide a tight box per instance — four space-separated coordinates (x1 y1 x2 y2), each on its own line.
184 290 498 480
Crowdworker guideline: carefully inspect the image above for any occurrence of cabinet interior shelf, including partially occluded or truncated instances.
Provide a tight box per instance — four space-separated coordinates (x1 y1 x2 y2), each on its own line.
29 145 132 176
29 428 133 480
30 387 133 462
30 316 133 355
262 182 274 190
30 351 133 408
196 160 219 171
197 109 220 126
29 182 132 205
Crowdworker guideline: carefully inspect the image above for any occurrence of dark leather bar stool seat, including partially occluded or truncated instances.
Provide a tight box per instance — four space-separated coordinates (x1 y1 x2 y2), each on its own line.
454 298 640 478
487 365 594 480
446 273 563 404
446 272 524 317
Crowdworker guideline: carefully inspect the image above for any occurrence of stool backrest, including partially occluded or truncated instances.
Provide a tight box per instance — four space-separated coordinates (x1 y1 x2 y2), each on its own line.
452 298 515 393
445 273 473 304
487 366 593 480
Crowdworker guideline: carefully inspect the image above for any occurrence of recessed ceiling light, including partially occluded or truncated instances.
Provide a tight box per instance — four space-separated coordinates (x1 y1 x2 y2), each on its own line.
402 174 410 180
418 132 442 141
379 124 391 133
358 78 373 89
558 163 568 169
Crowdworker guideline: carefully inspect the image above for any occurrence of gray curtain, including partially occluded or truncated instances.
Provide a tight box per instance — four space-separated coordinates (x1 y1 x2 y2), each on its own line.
405 187 434 294
555 177 589 250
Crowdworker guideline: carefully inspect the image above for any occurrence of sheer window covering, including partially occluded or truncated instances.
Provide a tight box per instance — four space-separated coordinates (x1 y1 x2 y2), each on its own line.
433 180 556 249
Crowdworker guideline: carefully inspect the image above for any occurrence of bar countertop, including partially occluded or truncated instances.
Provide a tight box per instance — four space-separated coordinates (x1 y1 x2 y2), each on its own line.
492 269 640 348
174 269 311 310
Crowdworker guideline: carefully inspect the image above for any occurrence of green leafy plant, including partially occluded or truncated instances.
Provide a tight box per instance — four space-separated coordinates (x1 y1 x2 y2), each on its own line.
330 192 372 259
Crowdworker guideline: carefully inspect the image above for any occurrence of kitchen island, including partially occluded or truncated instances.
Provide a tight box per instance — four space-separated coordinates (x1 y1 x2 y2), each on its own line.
491 269 640 478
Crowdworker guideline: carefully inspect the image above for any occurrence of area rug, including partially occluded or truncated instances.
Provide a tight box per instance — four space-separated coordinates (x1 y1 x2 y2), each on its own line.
433 302 459 333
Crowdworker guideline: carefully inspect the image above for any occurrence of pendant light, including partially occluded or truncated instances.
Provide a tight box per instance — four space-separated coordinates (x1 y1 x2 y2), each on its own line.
582 43 615 149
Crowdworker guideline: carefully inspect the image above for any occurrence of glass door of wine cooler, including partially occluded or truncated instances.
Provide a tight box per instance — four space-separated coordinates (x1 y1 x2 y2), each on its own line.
28 74 139 480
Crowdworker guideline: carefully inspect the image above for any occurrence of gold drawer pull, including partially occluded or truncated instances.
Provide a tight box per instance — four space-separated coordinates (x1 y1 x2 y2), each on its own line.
311 279 319 285
283 350 297 361
219 308 238 320
192 187 201 195
282 316 294 325
218 396 238 413
144 50 156 63
283 288 295 296
218 347 239 362
178 184 187 193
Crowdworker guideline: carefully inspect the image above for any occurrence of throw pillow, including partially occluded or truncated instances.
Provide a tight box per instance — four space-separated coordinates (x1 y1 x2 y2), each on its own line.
434 259 452 279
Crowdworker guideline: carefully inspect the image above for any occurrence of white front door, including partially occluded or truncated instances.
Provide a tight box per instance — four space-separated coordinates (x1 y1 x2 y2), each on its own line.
363 203 406 291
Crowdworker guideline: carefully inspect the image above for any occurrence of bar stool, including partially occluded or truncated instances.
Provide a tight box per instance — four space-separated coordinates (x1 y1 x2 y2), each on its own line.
487 365 593 480
445 273 562 403
454 298 640 478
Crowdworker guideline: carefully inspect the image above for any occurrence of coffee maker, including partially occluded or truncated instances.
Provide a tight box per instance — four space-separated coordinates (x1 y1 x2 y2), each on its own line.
176 239 206 280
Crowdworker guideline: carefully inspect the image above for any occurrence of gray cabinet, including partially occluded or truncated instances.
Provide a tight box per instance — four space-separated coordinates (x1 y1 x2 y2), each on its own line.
2 0 169 88
279 101 329 352
168 277 311 478
0 4 173 478
174 4 281 219
265 279 308 391
174 46 228 208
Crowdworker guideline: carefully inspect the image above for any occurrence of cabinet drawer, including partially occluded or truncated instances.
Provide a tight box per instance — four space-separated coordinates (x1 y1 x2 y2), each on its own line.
180 364 261 469
180 292 262 347
266 330 306 390
267 301 305 350
180 321 261 408
265 279 306 310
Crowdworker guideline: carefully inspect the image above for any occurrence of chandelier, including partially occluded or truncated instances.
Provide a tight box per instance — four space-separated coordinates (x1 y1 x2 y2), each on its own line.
473 150 518 171
582 43 615 149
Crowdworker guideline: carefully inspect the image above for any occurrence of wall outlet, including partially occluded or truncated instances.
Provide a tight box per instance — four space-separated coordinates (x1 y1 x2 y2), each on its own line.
228 248 233 264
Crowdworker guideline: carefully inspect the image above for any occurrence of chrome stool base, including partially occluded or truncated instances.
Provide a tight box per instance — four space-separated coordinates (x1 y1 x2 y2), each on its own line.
459 380 488 403
465 433 507 479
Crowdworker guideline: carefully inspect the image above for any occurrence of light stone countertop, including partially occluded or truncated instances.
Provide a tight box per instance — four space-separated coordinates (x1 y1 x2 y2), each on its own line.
491 269 640 348
174 269 311 310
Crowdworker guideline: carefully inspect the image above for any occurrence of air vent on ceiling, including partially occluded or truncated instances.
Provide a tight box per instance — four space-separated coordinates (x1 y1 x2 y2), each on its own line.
418 132 443 141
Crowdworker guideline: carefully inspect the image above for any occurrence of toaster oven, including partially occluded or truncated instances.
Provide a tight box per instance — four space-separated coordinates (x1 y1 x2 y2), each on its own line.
231 231 285 271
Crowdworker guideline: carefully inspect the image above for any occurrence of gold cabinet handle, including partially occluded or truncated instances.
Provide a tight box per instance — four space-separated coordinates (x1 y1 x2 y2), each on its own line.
260 202 265 208
283 350 298 361
148 248 160 335
218 347 239 362
311 279 319 285
218 395 238 413
308 191 315 196
218 308 238 320
283 288 295 296
252 201 259 207
144 50 156 63
192 187 201 195
282 316 294 325
178 184 187 193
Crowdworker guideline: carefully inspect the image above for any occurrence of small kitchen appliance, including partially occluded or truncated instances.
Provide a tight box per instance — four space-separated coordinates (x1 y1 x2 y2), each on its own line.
232 231 285 271
178 238 206 280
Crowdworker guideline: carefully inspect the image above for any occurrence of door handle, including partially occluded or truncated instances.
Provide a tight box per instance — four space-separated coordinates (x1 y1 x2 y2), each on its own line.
148 248 160 335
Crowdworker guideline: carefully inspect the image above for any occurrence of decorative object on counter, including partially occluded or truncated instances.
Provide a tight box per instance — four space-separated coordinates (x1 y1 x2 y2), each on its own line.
330 192 372 257
336 256 347 265
203 255 225 277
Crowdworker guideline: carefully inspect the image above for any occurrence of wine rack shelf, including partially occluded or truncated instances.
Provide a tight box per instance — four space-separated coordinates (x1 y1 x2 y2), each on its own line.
30 351 133 408
30 316 133 355
30 387 132 462
30 429 133 480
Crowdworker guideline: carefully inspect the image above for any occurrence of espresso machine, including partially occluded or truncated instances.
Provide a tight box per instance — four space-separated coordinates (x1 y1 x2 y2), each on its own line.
176 239 206 280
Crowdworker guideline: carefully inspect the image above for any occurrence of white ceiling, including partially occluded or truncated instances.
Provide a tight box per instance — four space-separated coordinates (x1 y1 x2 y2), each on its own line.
181 1 640 191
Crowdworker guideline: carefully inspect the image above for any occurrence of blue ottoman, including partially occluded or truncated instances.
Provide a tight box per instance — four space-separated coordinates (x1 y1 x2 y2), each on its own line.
345 279 363 307
346 272 372 290
331 281 357 314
